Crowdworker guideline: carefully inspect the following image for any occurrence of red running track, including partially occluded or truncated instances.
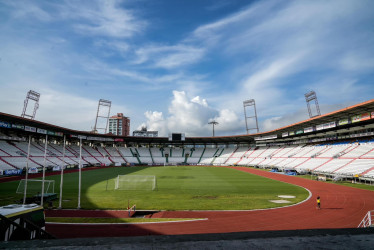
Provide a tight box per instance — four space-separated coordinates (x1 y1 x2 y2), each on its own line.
46 167 374 238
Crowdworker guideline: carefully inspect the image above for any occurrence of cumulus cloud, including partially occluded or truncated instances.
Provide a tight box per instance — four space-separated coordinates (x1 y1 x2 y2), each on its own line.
142 91 245 137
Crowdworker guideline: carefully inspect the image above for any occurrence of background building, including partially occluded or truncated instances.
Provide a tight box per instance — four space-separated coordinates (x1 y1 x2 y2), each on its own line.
133 126 158 137
108 113 130 136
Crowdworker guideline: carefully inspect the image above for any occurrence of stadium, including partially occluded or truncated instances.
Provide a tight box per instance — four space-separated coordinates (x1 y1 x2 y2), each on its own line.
0 98 374 247
1 1 374 248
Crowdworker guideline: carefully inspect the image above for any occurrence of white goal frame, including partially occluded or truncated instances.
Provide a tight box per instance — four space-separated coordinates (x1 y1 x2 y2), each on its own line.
16 179 55 194
115 175 156 191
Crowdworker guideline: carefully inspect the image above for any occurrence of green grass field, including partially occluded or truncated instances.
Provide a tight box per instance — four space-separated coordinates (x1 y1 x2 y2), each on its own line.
0 166 309 210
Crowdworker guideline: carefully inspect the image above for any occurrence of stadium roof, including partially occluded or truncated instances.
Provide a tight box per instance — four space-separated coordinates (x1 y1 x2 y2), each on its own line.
0 99 374 145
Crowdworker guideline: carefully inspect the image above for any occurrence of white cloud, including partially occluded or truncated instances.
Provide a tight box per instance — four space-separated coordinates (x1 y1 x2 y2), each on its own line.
60 0 146 38
261 103 351 132
2 0 145 38
144 111 168 136
143 91 244 137
191 96 208 107
134 44 205 69
0 78 131 132
188 0 374 129
213 109 244 134
206 0 233 11
2 0 52 22
1 0 373 138
339 52 374 72
94 40 130 55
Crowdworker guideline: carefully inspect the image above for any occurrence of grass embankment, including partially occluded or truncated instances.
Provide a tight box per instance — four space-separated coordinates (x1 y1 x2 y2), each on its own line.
0 166 308 210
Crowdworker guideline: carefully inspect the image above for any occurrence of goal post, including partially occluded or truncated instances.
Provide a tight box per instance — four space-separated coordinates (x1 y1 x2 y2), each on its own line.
16 179 55 195
115 175 157 191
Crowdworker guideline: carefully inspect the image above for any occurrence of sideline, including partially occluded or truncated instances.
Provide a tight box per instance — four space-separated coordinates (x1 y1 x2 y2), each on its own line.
46 218 208 225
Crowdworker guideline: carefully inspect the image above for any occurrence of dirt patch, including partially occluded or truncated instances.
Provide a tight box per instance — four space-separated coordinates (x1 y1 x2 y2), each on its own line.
192 195 218 200
177 176 194 179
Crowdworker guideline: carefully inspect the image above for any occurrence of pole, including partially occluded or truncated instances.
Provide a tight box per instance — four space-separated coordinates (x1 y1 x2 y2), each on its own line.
244 104 248 134
254 101 259 133
41 134 48 207
58 135 66 209
77 138 82 209
23 135 32 204
208 121 218 137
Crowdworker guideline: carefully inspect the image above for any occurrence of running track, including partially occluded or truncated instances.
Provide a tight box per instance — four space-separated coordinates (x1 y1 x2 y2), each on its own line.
46 167 374 238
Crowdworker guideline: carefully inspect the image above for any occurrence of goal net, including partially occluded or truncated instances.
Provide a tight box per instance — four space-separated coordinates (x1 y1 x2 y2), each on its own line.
115 175 156 191
16 179 55 195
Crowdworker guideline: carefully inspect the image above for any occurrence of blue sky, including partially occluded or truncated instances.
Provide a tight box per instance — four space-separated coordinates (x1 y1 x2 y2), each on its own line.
0 0 373 136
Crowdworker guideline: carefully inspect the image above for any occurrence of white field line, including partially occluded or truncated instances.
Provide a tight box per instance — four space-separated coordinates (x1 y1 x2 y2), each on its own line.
46 218 208 225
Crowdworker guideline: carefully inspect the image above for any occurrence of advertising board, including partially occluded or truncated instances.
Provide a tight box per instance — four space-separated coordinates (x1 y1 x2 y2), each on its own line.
12 124 25 130
323 121 336 129
338 118 349 126
261 134 277 140
37 128 47 134
360 112 370 121
352 114 361 123
24 126 37 132
351 113 370 123
304 127 313 133
0 121 11 128
4 169 23 175
316 124 324 131
329 121 336 128
282 132 288 137
47 131 55 135
296 130 304 135
28 168 38 174
53 166 61 171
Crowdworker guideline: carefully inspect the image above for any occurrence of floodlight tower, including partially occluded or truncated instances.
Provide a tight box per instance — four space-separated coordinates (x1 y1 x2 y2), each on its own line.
208 120 218 137
305 91 321 118
21 90 40 120
93 99 111 134
243 99 259 134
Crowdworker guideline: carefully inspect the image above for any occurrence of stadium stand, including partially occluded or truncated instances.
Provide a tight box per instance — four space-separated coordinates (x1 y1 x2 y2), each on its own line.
0 99 374 185
1 139 374 181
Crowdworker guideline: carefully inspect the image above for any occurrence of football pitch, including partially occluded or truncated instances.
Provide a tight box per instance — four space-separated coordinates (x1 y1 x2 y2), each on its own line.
0 166 309 210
